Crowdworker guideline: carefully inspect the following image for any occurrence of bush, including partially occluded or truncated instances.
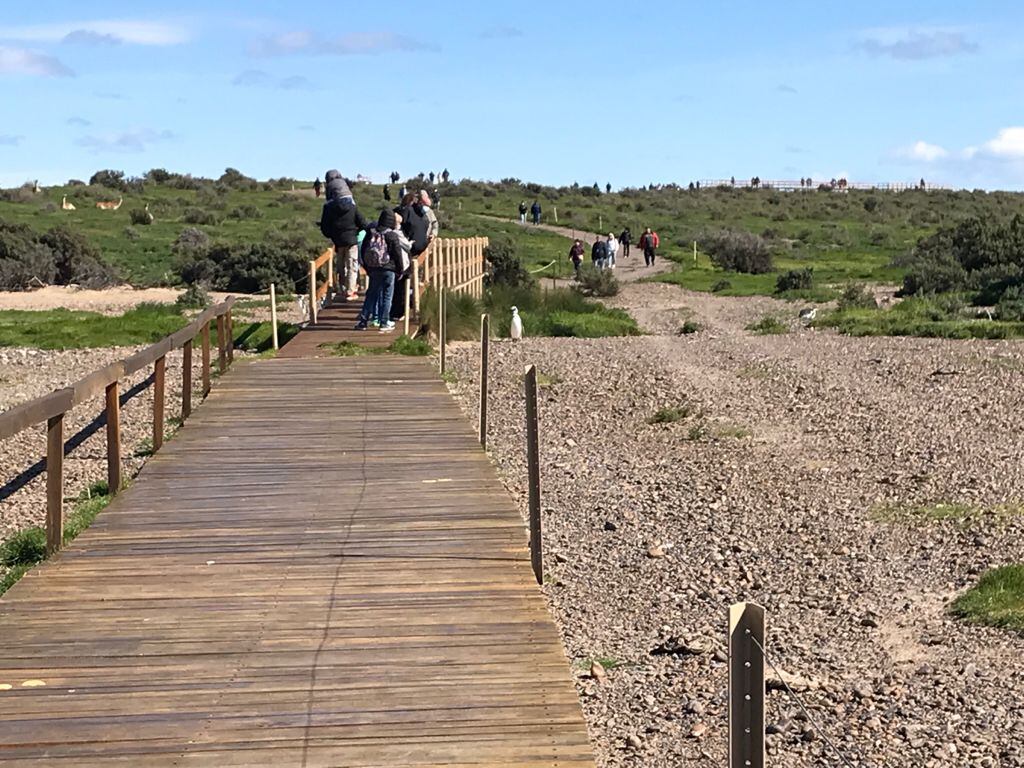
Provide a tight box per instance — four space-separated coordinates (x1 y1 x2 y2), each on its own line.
40 225 117 288
172 227 210 256
123 226 141 241
746 315 788 335
574 265 620 297
128 208 153 225
678 320 702 334
0 527 46 567
996 286 1024 321
176 282 211 309
702 229 774 273
775 268 813 293
0 221 56 289
863 196 880 213
837 283 877 310
711 279 732 292
484 236 534 288
89 169 127 191
228 204 263 220
183 207 218 225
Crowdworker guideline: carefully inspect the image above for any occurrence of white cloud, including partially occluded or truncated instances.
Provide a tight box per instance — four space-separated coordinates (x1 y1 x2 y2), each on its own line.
76 129 175 154
975 127 1024 159
856 26 978 60
899 140 949 162
250 29 437 57
0 20 189 46
0 45 73 77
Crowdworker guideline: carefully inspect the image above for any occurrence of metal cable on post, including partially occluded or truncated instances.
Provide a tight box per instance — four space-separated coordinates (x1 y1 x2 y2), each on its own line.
748 634 866 768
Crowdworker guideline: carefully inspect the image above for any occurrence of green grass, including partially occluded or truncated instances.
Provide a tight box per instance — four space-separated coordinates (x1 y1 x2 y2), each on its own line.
0 481 112 596
872 500 1024 524
0 303 187 349
951 565 1024 631
678 320 702 335
647 405 692 424
817 298 1024 339
321 336 433 358
745 315 789 335
536 372 562 388
233 321 299 353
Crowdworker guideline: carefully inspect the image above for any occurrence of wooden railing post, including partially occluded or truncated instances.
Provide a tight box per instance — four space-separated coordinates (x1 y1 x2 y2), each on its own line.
308 260 318 324
439 285 447 375
403 275 411 337
182 339 193 421
479 314 489 448
153 356 166 452
201 322 211 396
105 381 121 494
729 602 766 768
270 283 280 350
46 413 64 555
327 249 335 291
226 309 234 364
412 258 421 316
216 315 227 374
524 365 542 585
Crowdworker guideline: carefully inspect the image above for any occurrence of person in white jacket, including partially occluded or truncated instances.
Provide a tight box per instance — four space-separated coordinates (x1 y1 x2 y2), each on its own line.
605 233 619 269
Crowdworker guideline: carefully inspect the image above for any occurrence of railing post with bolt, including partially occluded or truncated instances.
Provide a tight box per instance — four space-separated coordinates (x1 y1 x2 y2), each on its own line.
729 602 766 768
439 285 447 375
524 364 543 585
479 314 489 448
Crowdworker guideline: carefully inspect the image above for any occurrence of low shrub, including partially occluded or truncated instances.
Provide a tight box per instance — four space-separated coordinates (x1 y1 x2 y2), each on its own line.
746 315 788 335
484 236 534 288
228 204 264 220
128 208 153 226
647 405 692 424
678 320 702 334
176 282 211 309
711 279 732 292
837 283 877 310
702 229 774 274
574 264 620 297
0 527 46 567
775 267 813 293
183 207 218 226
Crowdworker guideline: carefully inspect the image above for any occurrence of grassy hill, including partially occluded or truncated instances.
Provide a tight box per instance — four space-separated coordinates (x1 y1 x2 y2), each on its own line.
4 174 1024 298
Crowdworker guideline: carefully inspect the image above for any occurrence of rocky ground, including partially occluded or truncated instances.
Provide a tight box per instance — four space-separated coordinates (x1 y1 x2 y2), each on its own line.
445 279 1024 767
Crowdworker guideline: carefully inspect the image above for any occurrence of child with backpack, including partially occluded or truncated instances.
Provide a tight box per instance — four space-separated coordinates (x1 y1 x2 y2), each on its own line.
354 209 411 332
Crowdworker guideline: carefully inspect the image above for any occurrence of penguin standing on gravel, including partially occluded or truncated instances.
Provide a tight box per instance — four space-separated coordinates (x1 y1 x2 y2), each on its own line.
510 306 523 340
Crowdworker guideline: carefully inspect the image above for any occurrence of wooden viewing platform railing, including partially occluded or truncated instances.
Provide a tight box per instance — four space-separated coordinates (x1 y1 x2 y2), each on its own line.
0 298 237 555
307 237 489 333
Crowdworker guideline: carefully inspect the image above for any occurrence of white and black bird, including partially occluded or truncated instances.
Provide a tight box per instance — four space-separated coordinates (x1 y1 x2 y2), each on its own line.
510 306 523 340
798 307 817 324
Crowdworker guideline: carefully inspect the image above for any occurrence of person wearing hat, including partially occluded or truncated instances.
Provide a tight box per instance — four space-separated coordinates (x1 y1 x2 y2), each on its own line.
354 209 411 332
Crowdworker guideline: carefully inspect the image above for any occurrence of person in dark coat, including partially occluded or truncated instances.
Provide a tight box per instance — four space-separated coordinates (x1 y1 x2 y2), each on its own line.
389 191 438 321
355 209 411 332
530 200 541 225
591 235 608 270
313 177 322 197
569 239 585 278
619 228 632 259
383 183 391 202
320 170 367 300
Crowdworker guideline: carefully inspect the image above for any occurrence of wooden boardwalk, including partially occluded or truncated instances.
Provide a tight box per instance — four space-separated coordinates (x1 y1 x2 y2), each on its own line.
0 354 593 766
279 296 404 358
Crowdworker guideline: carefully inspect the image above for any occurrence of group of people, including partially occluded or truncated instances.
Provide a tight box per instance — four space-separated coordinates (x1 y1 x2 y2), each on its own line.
568 227 659 276
518 200 542 225
318 169 439 333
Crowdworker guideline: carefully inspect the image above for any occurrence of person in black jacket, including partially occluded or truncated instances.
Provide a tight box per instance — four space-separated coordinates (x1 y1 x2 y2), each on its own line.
591 235 608 270
530 200 541 225
319 174 368 300
390 191 438 320
619 228 632 259
355 209 411 332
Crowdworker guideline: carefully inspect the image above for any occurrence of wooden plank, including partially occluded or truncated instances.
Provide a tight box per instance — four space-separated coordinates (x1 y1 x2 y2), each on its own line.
105 381 122 494
0 387 72 441
46 412 64 555
71 361 125 407
182 340 193 421
201 322 211 396
0 356 593 767
153 356 166 453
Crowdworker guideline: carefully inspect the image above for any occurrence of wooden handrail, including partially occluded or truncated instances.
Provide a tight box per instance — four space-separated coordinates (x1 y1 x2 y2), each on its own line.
0 296 237 555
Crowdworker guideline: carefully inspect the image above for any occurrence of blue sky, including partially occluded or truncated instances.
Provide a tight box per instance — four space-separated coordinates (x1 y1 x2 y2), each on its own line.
2 1 1023 189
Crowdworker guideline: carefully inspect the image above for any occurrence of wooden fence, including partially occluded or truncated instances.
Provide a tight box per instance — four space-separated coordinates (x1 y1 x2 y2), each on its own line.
308 236 490 327
699 179 951 192
0 298 237 555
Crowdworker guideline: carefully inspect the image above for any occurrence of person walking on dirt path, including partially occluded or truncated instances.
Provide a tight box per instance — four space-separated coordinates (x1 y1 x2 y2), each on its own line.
313 177 322 198
518 201 528 225
530 200 541 225
383 183 391 202
619 228 632 258
640 227 657 266
591 235 608 270
355 209 411 332
569 239 585 279
605 233 619 269
319 170 368 301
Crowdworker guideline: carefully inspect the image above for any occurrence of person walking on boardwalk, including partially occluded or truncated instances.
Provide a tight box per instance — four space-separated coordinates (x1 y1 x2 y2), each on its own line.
355 209 411 332
591 234 608 270
619 227 632 259
640 227 658 266
605 232 619 270
569 238 585 278
518 200 528 224
530 200 541 225
391 190 438 322
319 169 368 301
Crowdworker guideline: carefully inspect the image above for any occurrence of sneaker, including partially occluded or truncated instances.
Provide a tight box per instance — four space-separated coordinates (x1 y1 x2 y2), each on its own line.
346 291 358 300
379 322 396 333
353 322 367 331
370 320 380 328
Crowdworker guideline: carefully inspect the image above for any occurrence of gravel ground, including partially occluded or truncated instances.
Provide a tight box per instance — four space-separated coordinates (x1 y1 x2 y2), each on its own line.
445 281 1024 767
0 345 227 544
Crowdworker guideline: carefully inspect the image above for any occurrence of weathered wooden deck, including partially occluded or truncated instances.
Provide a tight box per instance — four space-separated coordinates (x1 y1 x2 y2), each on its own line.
0 352 593 766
